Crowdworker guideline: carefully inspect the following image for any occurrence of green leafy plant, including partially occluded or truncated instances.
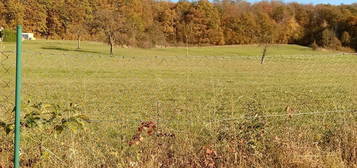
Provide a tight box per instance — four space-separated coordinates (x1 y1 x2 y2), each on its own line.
0 101 89 135
0 101 89 167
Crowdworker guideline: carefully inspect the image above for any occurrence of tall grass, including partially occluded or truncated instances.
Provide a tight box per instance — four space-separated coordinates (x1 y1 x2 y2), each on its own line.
0 40 356 167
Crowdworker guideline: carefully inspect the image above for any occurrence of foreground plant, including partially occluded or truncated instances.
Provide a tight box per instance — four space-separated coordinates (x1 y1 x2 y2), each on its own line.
0 101 89 167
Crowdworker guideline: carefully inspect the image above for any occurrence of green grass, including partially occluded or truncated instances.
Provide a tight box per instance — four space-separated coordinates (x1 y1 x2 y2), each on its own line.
23 40 338 57
0 40 356 167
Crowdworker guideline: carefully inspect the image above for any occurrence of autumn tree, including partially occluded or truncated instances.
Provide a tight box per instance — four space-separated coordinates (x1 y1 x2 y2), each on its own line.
22 0 47 35
0 2 7 26
276 17 303 44
321 28 342 49
272 5 287 23
93 8 126 55
120 0 155 47
66 0 93 49
42 0 67 39
185 0 224 46
3 0 24 27
223 13 259 44
341 16 357 50
175 0 192 44
149 23 166 47
156 6 178 46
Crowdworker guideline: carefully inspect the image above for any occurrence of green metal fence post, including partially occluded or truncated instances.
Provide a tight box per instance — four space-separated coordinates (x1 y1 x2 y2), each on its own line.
14 25 22 168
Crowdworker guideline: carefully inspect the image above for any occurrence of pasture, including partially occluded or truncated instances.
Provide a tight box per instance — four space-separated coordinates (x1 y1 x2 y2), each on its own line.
1 40 356 167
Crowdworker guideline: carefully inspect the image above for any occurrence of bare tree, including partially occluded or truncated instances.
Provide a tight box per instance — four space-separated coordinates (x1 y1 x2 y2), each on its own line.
184 23 193 57
260 44 268 64
257 13 276 64
68 24 88 49
93 8 126 56
259 32 275 64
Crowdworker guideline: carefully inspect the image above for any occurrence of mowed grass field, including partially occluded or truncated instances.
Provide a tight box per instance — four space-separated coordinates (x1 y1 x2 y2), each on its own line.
1 40 356 167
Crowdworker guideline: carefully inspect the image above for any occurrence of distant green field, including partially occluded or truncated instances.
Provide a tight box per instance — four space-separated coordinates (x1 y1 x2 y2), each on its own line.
0 40 356 167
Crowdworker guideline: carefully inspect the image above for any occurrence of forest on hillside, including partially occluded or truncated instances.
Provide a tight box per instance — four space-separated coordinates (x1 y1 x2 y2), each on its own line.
0 0 356 51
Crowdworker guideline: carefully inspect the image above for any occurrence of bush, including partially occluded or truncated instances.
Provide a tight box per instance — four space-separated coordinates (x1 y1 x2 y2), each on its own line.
330 37 342 50
321 29 343 50
3 29 16 42
319 124 357 166
311 41 319 50
341 31 351 46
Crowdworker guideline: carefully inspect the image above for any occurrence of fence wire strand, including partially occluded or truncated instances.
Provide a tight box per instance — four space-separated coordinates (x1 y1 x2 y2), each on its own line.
85 109 357 124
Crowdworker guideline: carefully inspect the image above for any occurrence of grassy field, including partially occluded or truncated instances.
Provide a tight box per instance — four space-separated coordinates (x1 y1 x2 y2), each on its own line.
1 40 356 167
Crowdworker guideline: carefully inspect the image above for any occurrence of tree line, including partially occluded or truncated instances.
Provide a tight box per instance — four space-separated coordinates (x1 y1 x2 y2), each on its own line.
0 0 356 52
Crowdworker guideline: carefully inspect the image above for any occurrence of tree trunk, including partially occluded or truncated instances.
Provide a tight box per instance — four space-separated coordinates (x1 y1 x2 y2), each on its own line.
261 44 268 64
186 34 189 57
109 35 114 56
77 35 81 49
110 43 113 56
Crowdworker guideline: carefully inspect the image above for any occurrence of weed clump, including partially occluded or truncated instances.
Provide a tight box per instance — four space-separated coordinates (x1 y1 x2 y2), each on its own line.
319 124 357 167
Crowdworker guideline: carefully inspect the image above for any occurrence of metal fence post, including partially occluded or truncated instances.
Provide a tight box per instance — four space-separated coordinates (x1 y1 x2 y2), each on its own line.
14 25 22 168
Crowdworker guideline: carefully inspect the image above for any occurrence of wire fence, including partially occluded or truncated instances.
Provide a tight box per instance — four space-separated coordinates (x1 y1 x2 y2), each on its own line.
0 41 15 168
0 42 13 122
1 42 357 167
